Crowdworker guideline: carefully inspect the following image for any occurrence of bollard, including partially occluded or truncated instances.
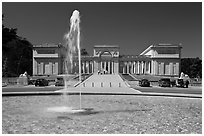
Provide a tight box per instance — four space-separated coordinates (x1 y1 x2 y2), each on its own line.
101 82 103 87
110 82 112 87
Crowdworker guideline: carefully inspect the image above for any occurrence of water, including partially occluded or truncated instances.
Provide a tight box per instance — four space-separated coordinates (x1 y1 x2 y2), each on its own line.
48 10 82 113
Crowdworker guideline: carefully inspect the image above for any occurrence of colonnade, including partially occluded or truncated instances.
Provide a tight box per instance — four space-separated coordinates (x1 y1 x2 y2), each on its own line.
122 61 151 74
98 61 114 74
77 60 179 76
81 61 94 74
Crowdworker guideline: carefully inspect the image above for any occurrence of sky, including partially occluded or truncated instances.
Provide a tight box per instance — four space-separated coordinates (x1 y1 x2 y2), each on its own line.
2 2 202 58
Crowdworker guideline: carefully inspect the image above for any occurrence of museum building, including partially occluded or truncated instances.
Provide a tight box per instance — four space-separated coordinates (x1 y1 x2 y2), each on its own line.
33 43 182 76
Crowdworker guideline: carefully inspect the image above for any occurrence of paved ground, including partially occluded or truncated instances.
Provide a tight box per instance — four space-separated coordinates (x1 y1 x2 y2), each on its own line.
134 86 202 95
2 84 202 98
56 87 141 94
2 85 63 92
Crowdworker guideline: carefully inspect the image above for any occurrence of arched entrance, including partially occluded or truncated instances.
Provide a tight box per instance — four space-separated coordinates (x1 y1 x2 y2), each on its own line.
99 51 113 74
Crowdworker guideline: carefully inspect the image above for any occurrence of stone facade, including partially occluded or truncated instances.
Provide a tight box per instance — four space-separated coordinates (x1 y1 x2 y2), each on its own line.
33 43 64 76
33 43 182 76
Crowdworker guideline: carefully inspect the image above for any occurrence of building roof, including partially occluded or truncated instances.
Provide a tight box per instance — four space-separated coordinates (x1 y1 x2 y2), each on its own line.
119 55 151 61
94 45 119 48
153 43 182 48
140 43 182 55
33 43 62 48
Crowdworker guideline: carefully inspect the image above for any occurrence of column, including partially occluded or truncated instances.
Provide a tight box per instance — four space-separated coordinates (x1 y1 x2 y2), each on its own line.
151 60 154 75
87 61 89 74
135 61 137 74
137 61 140 74
144 61 146 74
108 61 111 74
131 62 134 74
91 61 94 73
114 60 118 74
133 61 136 74
123 65 125 74
148 61 151 74
82 61 85 74
112 61 114 74
127 62 129 74
104 61 107 72
140 61 142 74
94 60 98 74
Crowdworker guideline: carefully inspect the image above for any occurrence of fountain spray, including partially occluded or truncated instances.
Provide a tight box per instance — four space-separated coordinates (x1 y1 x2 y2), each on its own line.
47 10 94 113
64 10 82 109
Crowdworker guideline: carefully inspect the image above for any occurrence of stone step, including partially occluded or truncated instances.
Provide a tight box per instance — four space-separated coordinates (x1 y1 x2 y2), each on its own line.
77 74 128 88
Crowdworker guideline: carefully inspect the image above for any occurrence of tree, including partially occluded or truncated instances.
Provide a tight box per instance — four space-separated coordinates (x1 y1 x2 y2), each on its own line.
81 48 89 56
2 14 33 77
181 57 202 78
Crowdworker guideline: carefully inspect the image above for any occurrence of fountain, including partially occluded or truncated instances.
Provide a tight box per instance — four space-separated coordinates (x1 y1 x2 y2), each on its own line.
47 10 88 113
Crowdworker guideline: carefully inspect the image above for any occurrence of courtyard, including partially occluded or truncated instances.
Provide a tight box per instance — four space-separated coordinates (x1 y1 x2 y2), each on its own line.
2 2 202 134
2 94 202 134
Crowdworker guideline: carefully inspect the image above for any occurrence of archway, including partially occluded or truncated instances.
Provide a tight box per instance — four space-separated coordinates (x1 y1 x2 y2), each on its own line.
99 51 113 74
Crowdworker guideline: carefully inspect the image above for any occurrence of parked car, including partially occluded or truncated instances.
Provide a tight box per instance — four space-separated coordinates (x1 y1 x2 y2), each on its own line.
158 78 171 87
55 77 64 86
139 79 150 87
28 79 36 85
2 82 7 87
175 79 185 87
184 80 190 88
35 78 49 86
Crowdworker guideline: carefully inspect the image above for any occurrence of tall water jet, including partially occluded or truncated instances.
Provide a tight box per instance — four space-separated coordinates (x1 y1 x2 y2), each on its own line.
64 10 82 109
48 10 83 113
47 10 95 114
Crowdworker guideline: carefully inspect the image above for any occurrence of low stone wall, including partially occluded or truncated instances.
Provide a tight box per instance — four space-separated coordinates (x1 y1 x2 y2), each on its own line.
150 81 159 86
190 83 202 86
17 77 28 85
2 77 18 85
126 81 139 87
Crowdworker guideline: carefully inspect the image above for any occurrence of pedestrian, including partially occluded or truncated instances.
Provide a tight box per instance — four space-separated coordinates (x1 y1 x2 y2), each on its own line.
185 80 189 88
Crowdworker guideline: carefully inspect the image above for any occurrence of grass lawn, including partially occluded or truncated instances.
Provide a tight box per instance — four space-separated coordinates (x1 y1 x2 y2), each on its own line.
2 95 202 134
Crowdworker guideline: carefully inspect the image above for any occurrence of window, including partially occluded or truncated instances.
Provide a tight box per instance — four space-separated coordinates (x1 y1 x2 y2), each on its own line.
38 50 55 54
157 49 176 54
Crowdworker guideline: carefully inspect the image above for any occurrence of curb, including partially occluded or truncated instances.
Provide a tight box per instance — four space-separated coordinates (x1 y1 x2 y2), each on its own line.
2 91 202 99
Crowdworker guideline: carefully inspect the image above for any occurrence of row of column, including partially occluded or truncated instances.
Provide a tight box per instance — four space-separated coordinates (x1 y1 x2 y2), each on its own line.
81 61 94 74
122 61 151 74
99 61 114 74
